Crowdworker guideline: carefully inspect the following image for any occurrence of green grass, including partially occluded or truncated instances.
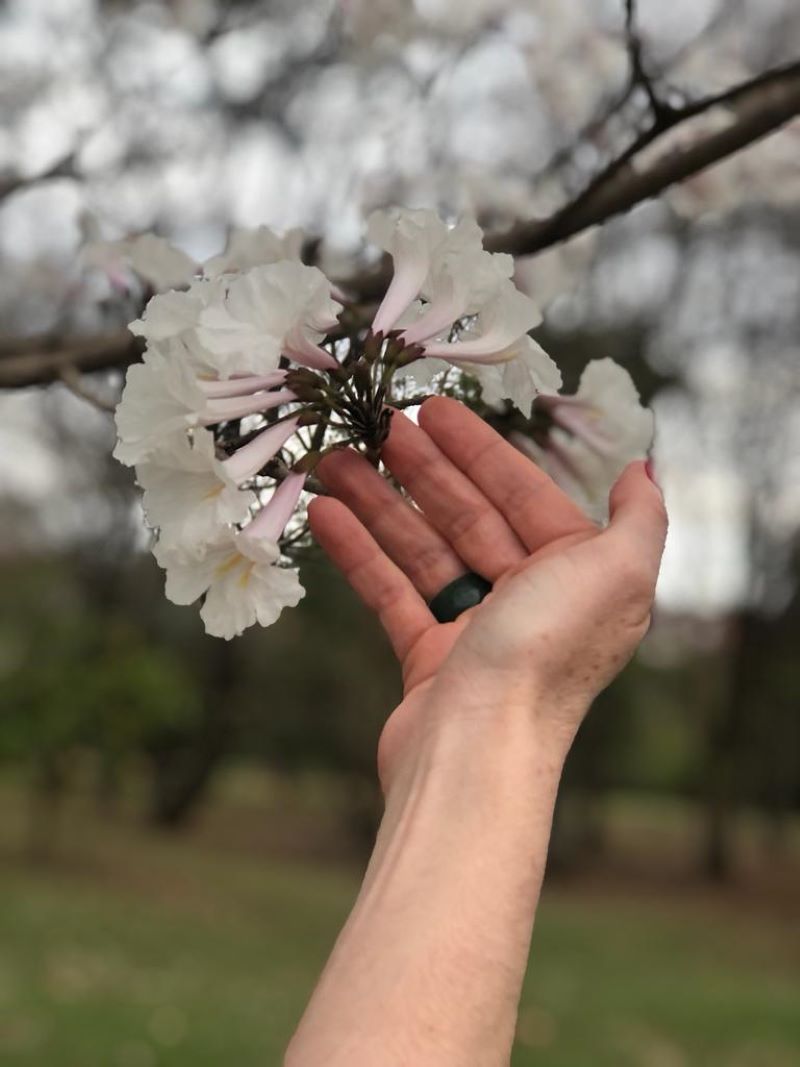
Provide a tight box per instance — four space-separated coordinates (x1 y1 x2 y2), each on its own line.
0 795 797 1066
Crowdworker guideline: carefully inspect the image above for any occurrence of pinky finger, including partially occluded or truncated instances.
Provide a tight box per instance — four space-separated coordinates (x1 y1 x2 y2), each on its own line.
308 496 436 662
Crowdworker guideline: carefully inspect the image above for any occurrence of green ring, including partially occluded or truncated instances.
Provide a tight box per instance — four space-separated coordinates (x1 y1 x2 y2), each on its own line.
428 572 493 623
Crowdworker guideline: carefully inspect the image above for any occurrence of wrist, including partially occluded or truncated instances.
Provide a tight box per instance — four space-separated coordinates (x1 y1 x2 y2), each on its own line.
398 666 582 788
385 684 570 815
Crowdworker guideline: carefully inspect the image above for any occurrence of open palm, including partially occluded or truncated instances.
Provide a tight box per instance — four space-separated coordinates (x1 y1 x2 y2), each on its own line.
309 398 666 790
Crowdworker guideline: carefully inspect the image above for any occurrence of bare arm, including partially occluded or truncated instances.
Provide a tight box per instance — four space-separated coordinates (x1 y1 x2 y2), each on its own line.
285 398 667 1066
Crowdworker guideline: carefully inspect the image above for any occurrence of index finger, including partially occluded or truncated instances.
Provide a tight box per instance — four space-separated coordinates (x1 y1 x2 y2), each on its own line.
418 397 593 553
308 495 436 661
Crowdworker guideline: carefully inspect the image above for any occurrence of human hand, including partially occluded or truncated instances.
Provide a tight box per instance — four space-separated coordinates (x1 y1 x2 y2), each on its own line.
309 397 667 791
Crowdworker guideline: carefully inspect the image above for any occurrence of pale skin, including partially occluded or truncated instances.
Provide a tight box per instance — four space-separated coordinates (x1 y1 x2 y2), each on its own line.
285 397 668 1067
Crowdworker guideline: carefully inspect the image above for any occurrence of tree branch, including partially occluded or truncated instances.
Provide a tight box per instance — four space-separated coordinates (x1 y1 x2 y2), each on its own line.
0 62 798 390
486 59 800 256
0 332 139 389
0 153 78 204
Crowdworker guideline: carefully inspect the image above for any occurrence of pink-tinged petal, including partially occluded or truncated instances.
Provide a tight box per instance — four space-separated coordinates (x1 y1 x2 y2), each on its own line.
200 389 298 425
371 256 429 335
109 268 133 294
306 305 342 332
541 400 615 455
512 430 582 488
425 343 519 366
198 371 288 399
399 290 464 346
222 417 299 484
241 472 306 544
420 285 541 362
542 433 587 485
284 324 338 370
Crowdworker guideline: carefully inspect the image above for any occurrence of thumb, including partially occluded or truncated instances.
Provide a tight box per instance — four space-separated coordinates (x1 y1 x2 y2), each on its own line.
606 459 668 580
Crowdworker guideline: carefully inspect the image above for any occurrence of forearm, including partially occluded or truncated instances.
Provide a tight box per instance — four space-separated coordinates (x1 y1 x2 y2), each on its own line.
285 699 569 1066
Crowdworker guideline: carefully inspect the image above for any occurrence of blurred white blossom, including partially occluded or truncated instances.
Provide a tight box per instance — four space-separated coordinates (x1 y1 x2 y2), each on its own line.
516 358 654 522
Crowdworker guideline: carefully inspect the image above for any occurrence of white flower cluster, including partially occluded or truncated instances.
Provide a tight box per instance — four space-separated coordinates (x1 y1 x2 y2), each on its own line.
108 209 651 639
368 208 562 411
112 232 338 639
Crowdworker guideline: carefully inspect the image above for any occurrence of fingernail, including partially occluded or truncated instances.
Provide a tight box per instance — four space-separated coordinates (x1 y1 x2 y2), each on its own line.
645 457 660 488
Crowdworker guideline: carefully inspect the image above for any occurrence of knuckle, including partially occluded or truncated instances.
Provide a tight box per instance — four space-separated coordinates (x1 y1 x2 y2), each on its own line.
444 501 495 546
405 542 458 586
500 478 546 522
464 436 505 480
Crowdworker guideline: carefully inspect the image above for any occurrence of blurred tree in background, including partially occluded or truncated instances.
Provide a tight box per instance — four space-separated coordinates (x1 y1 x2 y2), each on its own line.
0 0 798 882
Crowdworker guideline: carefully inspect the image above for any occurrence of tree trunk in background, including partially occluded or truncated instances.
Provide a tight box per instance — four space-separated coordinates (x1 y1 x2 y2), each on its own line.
147 639 237 828
702 611 756 881
26 752 65 863
95 749 122 817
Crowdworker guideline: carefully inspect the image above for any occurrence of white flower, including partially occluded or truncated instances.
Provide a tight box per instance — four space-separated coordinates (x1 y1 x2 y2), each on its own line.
369 208 541 386
516 358 654 522
197 371 288 400
198 387 298 426
221 416 301 484
116 342 301 466
155 533 305 639
86 235 197 291
368 209 513 337
203 225 305 277
401 221 514 345
464 334 562 415
135 429 255 558
80 234 132 293
542 358 654 459
113 343 208 466
153 473 307 639
421 284 542 363
130 277 225 347
124 235 198 290
386 235 552 408
197 261 342 377
368 208 450 334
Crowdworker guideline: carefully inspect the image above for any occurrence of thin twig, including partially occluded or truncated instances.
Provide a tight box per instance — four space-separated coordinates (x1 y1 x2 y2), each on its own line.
58 364 117 414
624 0 674 122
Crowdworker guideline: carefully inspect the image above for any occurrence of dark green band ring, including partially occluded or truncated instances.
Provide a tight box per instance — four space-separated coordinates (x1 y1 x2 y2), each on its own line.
428 572 493 623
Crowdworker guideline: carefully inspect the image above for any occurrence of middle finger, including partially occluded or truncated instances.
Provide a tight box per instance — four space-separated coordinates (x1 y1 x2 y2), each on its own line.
316 448 466 600
380 411 529 581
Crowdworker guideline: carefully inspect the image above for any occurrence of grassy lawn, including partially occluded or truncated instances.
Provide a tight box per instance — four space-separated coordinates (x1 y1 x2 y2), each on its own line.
0 791 797 1066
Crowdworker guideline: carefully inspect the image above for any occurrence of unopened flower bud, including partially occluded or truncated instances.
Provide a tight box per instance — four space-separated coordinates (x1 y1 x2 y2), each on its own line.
288 381 325 403
363 331 383 364
394 342 425 367
286 368 324 388
383 335 404 363
353 362 373 395
329 363 354 382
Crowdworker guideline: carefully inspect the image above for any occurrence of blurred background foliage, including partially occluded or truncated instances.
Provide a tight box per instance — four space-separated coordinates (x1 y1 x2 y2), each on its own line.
0 0 798 1064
